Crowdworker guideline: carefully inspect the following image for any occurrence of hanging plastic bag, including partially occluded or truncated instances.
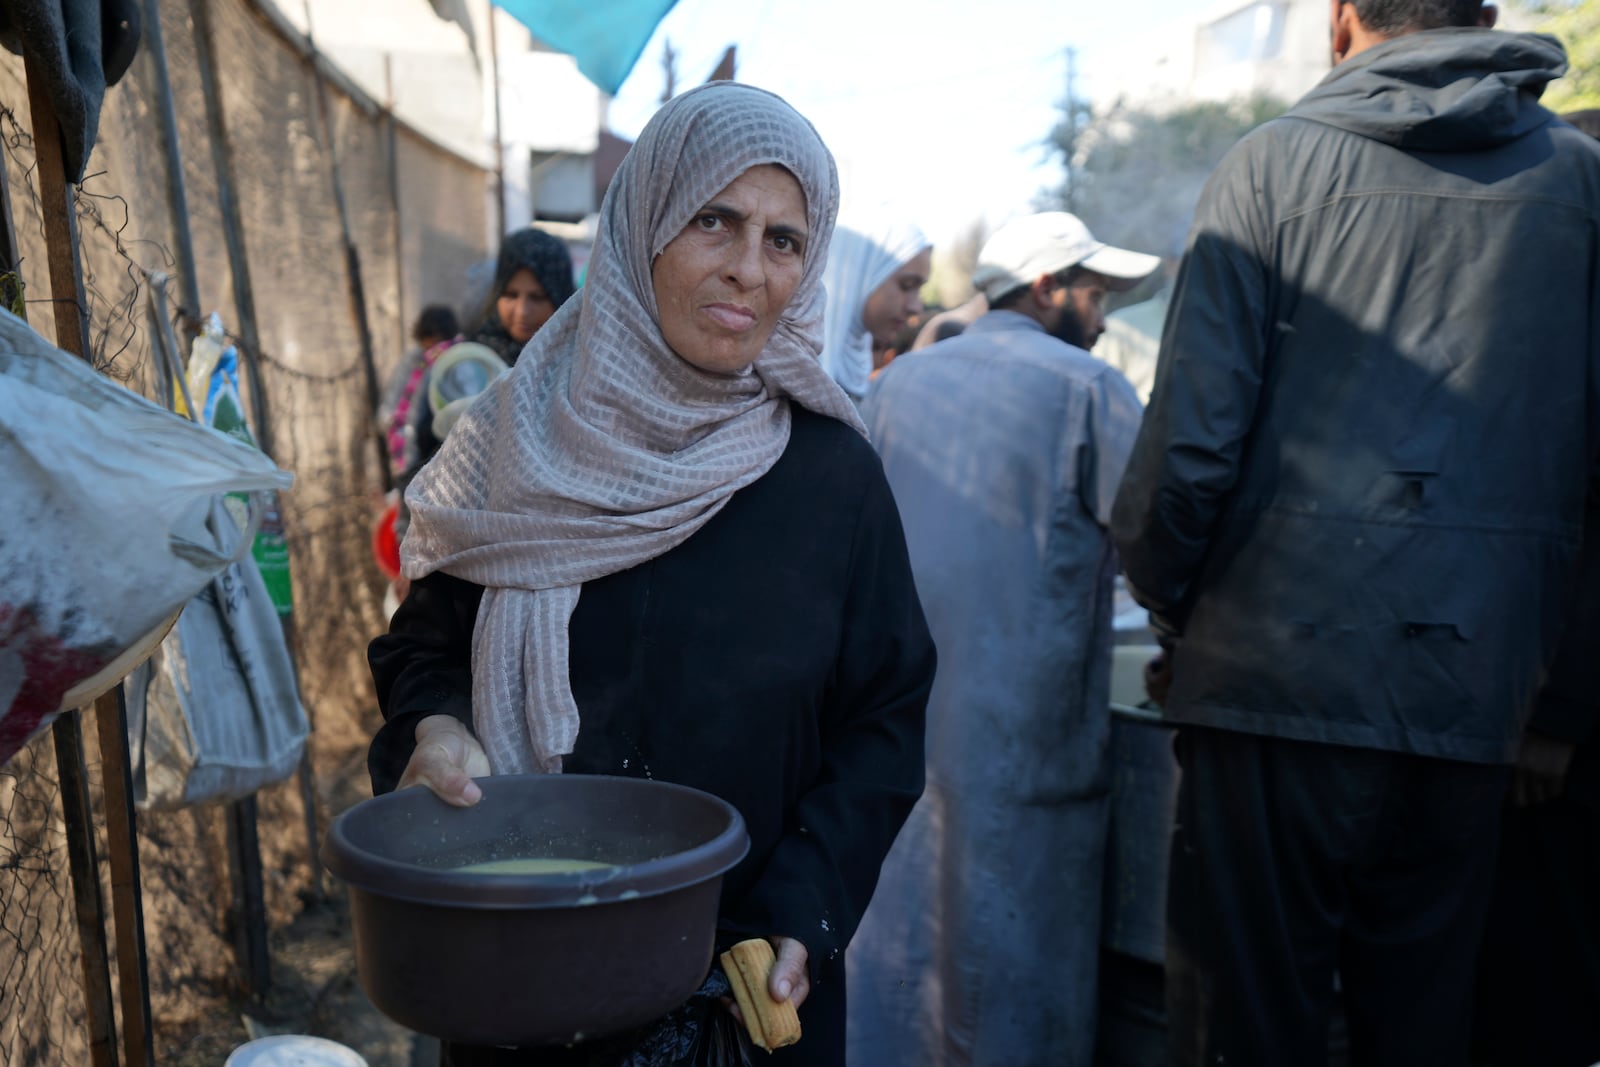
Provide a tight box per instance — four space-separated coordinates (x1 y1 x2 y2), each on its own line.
120 308 309 808
123 494 309 809
0 309 292 767
184 313 294 617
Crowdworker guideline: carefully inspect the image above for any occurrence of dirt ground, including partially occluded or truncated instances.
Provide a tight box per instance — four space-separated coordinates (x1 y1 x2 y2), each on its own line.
162 890 436 1067
140 694 438 1067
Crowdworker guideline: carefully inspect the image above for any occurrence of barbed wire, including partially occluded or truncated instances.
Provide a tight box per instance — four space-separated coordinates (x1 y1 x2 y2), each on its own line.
0 109 158 382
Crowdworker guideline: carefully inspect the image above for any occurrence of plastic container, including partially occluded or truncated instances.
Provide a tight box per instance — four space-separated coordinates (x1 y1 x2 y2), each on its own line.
371 499 401 580
224 1034 368 1066
322 773 749 1047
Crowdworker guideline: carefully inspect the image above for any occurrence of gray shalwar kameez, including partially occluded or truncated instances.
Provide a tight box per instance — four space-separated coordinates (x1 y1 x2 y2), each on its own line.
846 310 1142 1066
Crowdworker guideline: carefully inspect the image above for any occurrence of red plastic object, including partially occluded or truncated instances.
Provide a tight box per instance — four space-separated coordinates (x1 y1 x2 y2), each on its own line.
372 500 402 579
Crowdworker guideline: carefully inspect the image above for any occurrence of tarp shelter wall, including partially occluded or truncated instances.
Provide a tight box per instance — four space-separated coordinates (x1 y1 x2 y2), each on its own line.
0 0 490 1060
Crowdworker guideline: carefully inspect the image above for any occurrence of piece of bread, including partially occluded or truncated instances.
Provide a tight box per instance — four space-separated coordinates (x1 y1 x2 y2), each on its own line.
720 938 802 1052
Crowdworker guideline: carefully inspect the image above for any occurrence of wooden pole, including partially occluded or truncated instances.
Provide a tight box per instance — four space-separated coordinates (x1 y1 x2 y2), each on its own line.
303 2 391 493
92 688 155 1067
25 65 91 356
0 120 21 312
50 718 120 1067
22 50 122 1067
186 0 273 1000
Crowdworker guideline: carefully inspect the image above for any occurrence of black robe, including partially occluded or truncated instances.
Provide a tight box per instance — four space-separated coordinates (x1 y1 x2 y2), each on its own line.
368 408 935 1066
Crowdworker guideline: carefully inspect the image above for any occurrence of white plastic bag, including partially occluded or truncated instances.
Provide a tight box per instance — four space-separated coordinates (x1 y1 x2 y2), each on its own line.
124 496 309 809
0 309 292 765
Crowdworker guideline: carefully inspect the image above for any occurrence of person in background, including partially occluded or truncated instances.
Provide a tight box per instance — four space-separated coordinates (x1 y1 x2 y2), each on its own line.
847 210 1156 1067
1470 108 1600 1067
1110 1 1600 1061
368 82 934 1067
386 234 578 610
376 306 460 609
467 227 577 364
910 290 986 351
817 215 931 401
869 317 924 383
380 304 461 483
1092 252 1178 404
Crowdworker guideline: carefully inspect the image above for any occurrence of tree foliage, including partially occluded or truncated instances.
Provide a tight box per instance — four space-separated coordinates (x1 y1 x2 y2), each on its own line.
1518 0 1600 111
1042 94 1287 259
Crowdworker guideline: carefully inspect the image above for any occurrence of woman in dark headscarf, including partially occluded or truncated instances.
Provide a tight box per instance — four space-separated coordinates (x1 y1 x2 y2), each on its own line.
402 230 575 477
469 227 578 364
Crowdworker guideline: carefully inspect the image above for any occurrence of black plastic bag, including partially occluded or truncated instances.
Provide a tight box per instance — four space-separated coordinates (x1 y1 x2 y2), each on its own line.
440 968 754 1067
614 968 752 1067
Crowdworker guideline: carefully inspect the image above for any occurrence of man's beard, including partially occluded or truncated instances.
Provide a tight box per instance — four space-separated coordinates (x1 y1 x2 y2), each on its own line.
1048 305 1094 350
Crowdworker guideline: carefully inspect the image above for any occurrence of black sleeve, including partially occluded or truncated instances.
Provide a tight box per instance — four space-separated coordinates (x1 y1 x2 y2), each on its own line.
1530 490 1600 744
719 462 935 975
1110 140 1271 630
366 570 484 794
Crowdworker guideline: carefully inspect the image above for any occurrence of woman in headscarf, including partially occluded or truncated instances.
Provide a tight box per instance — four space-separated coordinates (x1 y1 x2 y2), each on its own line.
391 230 577 548
469 226 578 363
368 83 935 1067
817 214 932 401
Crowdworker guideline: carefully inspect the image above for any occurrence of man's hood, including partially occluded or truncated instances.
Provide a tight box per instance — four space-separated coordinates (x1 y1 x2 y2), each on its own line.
1290 29 1567 152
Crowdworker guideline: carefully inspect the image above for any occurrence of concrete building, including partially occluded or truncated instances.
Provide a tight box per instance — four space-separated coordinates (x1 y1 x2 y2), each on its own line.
1094 0 1331 106
271 0 606 241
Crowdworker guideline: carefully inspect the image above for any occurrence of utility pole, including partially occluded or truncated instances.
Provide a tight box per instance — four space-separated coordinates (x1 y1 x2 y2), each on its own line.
488 4 507 238
661 37 678 104
1063 46 1080 213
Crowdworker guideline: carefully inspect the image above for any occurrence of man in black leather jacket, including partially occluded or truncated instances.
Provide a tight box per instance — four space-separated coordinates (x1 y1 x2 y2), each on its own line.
1110 1 1600 1062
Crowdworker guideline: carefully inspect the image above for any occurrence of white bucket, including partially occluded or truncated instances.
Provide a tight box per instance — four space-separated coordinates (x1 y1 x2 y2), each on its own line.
224 1035 369 1067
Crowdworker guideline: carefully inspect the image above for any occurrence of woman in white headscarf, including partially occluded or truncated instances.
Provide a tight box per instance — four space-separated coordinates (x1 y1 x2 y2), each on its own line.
817 214 932 400
368 83 935 1067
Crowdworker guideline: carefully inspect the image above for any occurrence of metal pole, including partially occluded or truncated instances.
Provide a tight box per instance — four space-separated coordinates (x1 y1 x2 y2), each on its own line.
287 620 325 901
186 0 273 999
384 54 407 339
487 3 506 238
187 0 269 446
224 795 271 998
22 51 121 1067
303 1 391 493
1064 47 1079 214
141 0 202 319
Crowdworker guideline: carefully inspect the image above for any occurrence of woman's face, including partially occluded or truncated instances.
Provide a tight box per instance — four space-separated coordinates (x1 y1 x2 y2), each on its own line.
497 268 555 345
861 246 932 347
651 164 809 376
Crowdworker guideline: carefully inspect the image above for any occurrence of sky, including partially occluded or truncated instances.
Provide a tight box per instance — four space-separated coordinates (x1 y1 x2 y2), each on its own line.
605 0 1205 246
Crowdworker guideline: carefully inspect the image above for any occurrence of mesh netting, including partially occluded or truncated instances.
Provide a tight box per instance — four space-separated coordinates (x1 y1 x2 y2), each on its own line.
0 0 492 1060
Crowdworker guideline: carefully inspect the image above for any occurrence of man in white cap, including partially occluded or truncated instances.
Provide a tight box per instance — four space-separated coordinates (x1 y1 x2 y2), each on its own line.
846 212 1157 1067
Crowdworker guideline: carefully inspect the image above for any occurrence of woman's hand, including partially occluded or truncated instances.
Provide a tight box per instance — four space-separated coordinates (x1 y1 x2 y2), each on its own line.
723 935 810 1025
767 936 810 1009
397 714 489 806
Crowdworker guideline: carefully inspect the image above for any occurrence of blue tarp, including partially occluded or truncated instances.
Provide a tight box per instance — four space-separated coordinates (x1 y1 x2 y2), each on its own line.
492 0 679 95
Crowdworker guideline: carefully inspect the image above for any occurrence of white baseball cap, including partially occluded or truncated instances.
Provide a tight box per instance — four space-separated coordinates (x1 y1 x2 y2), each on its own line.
972 212 1160 303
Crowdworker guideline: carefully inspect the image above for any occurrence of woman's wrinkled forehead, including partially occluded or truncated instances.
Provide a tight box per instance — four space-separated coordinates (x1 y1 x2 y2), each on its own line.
635 85 838 260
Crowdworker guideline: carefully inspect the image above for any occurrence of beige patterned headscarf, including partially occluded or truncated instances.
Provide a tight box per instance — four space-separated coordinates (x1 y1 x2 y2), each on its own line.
401 83 864 774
